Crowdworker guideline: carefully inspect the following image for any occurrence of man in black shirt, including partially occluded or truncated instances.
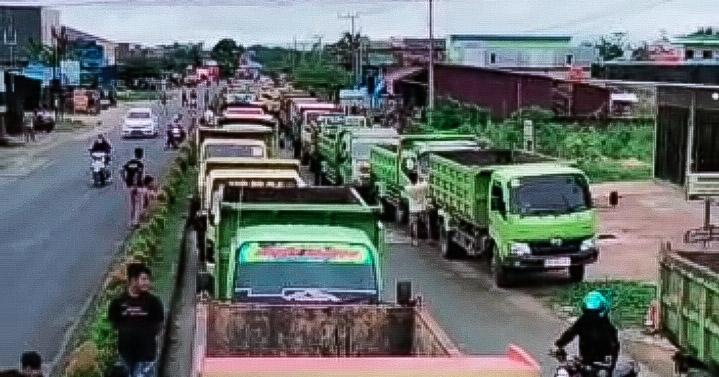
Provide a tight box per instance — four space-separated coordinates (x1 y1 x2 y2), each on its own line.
109 263 164 377
122 148 145 228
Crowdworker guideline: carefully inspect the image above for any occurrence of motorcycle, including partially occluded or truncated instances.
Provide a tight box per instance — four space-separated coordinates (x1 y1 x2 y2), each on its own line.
89 151 110 187
166 125 185 150
550 349 639 377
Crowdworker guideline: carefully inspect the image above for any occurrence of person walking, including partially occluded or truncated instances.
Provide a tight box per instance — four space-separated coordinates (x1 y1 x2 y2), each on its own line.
23 112 36 143
108 263 164 377
405 176 429 247
121 148 146 228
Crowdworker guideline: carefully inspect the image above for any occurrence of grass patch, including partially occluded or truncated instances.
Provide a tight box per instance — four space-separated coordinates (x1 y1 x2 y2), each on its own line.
61 146 194 377
579 159 652 183
547 280 656 329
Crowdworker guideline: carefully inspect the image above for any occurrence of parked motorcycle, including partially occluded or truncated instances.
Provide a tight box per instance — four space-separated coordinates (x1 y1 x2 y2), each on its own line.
550 349 639 377
89 151 110 187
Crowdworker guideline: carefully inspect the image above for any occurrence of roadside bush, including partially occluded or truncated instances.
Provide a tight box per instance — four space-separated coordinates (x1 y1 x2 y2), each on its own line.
64 342 103 377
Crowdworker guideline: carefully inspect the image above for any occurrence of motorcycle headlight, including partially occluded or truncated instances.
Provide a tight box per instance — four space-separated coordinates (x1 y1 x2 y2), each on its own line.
556 369 570 377
580 238 597 252
510 242 531 256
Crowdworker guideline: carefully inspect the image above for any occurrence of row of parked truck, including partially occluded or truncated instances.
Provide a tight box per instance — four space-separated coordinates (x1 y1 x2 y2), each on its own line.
277 90 600 287
183 76 719 375
185 81 543 376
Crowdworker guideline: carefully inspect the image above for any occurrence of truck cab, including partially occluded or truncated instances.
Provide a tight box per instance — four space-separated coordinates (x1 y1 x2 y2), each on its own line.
487 164 597 282
200 187 386 302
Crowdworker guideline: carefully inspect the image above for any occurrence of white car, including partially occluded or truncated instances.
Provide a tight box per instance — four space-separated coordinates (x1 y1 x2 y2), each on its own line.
121 107 159 138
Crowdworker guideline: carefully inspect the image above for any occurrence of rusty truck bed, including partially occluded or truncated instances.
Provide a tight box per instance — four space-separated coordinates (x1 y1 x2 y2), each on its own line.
192 301 540 377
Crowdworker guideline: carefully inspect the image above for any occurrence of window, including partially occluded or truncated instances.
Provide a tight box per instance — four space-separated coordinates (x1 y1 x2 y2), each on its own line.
489 53 496 64
685 49 695 60
704 50 714 59
491 183 505 214
565 54 574 65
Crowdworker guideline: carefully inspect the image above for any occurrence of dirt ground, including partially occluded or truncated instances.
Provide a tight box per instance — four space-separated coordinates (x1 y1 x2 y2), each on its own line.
588 180 716 282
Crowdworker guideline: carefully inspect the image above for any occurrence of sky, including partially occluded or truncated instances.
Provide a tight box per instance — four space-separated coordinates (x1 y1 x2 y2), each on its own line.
5 0 719 47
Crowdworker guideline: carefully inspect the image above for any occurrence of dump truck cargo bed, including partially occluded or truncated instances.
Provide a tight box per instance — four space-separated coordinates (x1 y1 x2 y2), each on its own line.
192 301 540 377
429 149 556 227
659 243 719 371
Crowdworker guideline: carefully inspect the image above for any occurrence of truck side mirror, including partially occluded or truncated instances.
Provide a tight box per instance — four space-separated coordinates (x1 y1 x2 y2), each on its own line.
197 271 214 296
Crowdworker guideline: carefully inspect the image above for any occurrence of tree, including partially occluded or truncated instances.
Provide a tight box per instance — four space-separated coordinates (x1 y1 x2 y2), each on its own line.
596 32 628 61
632 42 651 61
211 39 244 77
327 32 361 71
24 39 56 65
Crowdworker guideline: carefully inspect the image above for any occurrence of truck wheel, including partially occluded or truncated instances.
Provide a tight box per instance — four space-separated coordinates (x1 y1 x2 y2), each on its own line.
569 265 585 283
439 226 458 259
492 248 511 288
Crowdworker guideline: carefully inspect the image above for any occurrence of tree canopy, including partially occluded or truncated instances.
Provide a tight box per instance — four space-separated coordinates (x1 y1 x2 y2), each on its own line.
211 38 244 77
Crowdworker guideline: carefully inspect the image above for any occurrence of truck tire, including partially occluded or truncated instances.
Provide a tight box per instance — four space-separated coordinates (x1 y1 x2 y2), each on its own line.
569 265 585 283
439 226 459 259
492 248 511 288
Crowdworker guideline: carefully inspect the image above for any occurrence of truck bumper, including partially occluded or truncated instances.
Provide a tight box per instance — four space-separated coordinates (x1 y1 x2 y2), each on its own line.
504 249 598 270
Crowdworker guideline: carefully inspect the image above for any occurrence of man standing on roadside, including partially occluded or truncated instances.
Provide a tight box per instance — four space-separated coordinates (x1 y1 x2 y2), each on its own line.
109 263 164 377
0 351 44 376
121 148 145 228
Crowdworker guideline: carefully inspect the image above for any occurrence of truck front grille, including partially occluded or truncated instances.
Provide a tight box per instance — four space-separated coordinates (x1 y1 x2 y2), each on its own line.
529 238 583 256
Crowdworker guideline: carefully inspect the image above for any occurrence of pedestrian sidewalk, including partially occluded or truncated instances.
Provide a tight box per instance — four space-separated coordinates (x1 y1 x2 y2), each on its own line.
0 103 137 178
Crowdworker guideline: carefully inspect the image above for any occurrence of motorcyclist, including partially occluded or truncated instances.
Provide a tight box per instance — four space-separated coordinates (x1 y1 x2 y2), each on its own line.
166 123 184 149
553 291 620 372
89 134 112 165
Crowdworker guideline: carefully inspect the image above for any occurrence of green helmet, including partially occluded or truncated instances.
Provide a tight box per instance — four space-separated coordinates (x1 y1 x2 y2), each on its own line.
582 290 609 317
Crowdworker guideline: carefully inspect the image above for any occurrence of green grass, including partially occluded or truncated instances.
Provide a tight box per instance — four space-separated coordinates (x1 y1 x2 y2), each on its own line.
547 280 656 329
579 160 652 183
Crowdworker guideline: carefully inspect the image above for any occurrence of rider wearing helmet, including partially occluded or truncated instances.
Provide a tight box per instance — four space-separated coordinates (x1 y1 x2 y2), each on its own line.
554 291 620 370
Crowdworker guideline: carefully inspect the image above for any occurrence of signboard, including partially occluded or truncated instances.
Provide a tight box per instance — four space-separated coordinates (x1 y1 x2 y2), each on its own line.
61 60 80 86
240 242 371 264
22 61 80 87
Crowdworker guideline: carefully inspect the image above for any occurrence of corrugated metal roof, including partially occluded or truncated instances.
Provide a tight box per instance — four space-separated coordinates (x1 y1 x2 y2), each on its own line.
448 34 571 42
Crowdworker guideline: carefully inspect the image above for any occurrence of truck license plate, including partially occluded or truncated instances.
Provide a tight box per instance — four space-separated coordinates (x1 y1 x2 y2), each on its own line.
545 257 571 268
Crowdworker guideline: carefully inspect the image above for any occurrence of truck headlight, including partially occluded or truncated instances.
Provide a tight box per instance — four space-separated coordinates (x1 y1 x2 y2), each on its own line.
510 242 531 256
580 238 597 252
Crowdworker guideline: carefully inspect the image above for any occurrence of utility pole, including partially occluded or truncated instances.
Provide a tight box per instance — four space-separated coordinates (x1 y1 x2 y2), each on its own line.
339 12 360 86
428 0 435 125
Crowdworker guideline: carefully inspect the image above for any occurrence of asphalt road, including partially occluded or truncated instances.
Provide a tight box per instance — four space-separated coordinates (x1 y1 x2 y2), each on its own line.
0 86 213 369
287 153 572 375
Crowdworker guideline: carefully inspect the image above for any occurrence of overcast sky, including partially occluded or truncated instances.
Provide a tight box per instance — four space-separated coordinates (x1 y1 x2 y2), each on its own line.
6 0 718 47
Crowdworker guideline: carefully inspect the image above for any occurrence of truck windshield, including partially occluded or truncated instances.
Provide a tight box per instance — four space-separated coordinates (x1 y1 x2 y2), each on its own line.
510 174 591 215
234 242 377 299
205 144 264 158
353 140 395 159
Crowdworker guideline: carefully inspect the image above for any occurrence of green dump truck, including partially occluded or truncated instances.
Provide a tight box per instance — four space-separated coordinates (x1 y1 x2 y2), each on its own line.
197 186 386 303
370 134 484 220
428 149 597 286
659 242 719 375
318 127 399 187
